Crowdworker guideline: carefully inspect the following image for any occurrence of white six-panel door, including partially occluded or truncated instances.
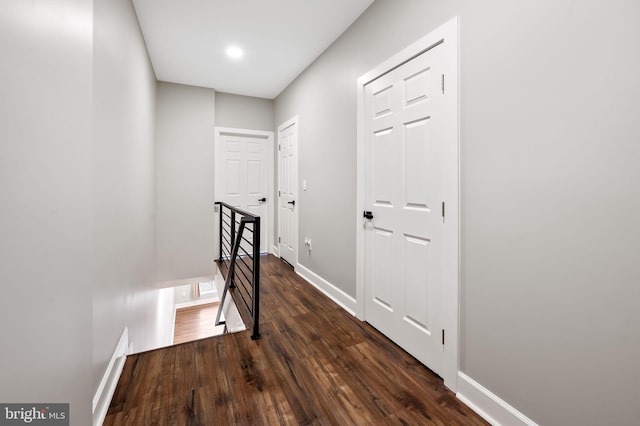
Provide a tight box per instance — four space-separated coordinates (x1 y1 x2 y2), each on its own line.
215 128 273 254
278 118 298 267
363 42 447 375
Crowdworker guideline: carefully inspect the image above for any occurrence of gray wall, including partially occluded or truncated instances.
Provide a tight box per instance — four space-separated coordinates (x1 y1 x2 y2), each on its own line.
0 0 93 424
274 0 640 425
215 92 274 131
156 82 216 282
93 0 162 394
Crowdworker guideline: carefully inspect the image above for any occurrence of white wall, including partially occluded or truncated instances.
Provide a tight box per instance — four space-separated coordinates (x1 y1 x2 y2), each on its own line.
156 82 216 282
215 92 274 131
155 287 176 347
275 0 640 425
0 1 93 424
0 1 224 422
93 0 161 394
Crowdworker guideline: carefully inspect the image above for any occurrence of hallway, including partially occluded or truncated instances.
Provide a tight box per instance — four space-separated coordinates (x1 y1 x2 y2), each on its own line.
105 255 487 425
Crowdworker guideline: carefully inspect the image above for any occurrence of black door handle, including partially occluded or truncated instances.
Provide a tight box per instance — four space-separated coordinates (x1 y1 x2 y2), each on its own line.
363 211 373 220
287 200 296 206
258 197 266 202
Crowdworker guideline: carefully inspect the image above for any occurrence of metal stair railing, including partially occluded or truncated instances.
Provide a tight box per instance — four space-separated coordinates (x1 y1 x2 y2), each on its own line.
214 201 261 340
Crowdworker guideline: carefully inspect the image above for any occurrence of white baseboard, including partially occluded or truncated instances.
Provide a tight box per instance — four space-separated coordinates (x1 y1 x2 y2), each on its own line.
457 372 539 426
93 327 129 426
295 263 357 315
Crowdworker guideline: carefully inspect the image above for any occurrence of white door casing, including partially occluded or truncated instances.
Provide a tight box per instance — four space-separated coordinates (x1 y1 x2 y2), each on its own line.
215 127 274 256
277 117 298 267
356 17 459 391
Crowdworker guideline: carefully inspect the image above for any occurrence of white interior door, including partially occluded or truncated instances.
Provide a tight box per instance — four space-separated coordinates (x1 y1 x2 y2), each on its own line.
363 43 448 375
278 117 298 267
215 128 273 254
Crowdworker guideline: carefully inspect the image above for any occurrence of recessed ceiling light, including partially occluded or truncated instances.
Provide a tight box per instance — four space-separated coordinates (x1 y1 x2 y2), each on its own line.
226 46 243 59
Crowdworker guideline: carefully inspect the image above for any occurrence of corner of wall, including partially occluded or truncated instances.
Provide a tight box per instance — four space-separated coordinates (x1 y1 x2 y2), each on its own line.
457 372 539 426
295 263 357 315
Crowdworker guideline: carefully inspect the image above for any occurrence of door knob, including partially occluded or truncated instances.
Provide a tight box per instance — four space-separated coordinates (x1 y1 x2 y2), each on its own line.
258 197 266 202
287 200 296 206
363 210 374 220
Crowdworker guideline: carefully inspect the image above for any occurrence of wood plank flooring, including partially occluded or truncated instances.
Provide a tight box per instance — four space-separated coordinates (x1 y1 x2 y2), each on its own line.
173 302 226 345
105 255 487 425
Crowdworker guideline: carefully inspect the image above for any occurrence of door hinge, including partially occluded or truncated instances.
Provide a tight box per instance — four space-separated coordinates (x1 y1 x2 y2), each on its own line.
278 236 281 243
442 329 445 345
278 190 281 197
441 201 446 221
441 74 445 94
278 144 281 151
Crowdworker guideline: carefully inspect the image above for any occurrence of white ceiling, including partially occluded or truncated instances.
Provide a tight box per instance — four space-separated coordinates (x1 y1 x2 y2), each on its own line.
132 0 374 99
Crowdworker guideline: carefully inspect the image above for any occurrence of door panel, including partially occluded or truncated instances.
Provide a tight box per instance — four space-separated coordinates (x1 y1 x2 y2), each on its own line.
364 44 444 375
403 235 430 330
373 128 394 205
225 160 241 197
372 228 393 310
404 118 430 209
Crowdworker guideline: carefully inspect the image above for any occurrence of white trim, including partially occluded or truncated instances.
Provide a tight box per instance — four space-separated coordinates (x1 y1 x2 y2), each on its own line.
174 296 220 309
93 327 128 426
156 275 214 290
215 126 275 256
296 263 357 315
356 16 460 391
457 372 540 426
170 306 176 346
276 116 299 266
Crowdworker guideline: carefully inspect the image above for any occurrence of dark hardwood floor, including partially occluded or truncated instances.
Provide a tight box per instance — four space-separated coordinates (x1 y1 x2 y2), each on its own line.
105 255 487 425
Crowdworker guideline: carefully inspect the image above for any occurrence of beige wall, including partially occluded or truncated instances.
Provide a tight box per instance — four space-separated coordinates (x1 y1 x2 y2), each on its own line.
93 0 160 394
0 1 93 423
275 0 640 424
215 92 274 132
155 82 216 282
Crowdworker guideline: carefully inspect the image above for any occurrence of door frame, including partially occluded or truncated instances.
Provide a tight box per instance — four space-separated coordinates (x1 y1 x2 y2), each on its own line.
355 17 459 391
276 116 299 266
214 127 275 256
